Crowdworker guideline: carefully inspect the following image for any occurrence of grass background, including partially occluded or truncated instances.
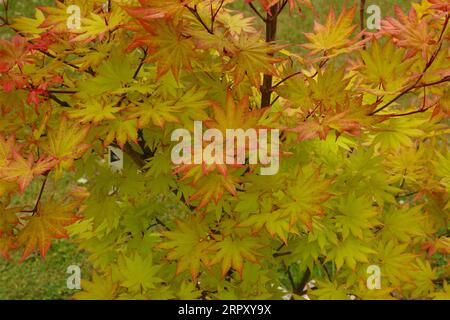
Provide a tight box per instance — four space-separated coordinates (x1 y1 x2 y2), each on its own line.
0 0 414 300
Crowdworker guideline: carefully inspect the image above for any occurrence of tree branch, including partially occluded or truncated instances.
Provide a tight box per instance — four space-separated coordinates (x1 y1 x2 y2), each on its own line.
123 142 146 168
211 0 225 33
248 2 266 22
185 4 213 34
383 101 437 118
260 4 279 107
133 48 148 79
47 93 73 108
20 172 50 216
360 0 366 33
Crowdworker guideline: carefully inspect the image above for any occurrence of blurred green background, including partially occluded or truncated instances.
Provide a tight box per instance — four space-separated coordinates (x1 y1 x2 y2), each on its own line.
0 0 414 300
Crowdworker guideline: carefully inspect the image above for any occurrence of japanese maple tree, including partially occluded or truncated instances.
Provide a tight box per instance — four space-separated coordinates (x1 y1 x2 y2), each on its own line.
0 0 449 300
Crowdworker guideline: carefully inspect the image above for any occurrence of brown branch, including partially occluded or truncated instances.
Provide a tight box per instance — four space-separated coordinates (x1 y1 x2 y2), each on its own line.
123 142 146 168
383 102 437 118
20 172 51 215
38 49 96 76
272 71 303 89
415 76 450 89
360 0 366 33
278 0 289 15
211 0 225 33
2 0 9 25
360 0 366 49
273 57 328 90
155 217 170 231
260 4 279 107
248 2 266 22
47 89 78 94
185 4 213 34
133 48 148 79
33 174 49 215
47 93 73 108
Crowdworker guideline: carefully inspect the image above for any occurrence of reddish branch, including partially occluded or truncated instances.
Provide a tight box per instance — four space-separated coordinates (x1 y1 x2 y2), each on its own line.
21 172 50 215
360 0 366 33
260 4 279 108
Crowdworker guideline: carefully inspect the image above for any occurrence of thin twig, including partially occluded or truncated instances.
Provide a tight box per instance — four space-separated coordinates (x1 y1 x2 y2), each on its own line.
47 93 73 108
278 0 289 15
383 102 437 118
272 71 303 89
133 48 148 79
211 0 225 32
47 90 78 94
248 2 266 22
185 4 213 34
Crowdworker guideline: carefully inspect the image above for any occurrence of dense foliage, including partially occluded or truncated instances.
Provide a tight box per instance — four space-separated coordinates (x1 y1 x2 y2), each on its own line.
0 0 449 300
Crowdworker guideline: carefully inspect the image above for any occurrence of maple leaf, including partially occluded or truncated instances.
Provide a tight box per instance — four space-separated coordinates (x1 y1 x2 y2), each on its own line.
334 194 379 240
69 99 120 124
239 209 291 243
428 0 450 12
358 41 414 94
144 21 197 80
11 8 47 36
0 151 56 193
327 237 376 270
0 35 34 73
78 52 135 97
186 170 240 210
103 118 139 149
17 200 80 262
303 6 366 59
380 6 436 60
123 5 166 20
210 236 261 278
310 280 349 300
376 241 418 285
410 259 437 298
73 272 118 300
71 9 127 42
131 87 210 128
379 206 425 242
158 219 212 281
206 89 267 131
225 34 283 86
371 118 426 151
39 1 73 31
216 11 257 35
279 166 334 229
41 117 91 176
117 253 163 293
124 0 187 21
